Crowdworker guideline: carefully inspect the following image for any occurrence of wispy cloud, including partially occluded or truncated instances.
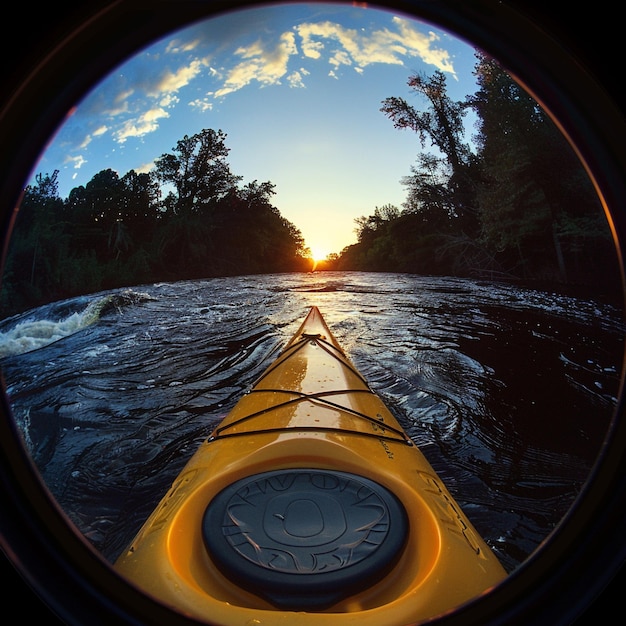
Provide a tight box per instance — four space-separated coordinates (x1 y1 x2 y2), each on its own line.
68 154 87 170
287 69 307 88
189 98 213 112
165 37 202 54
114 107 170 142
135 161 155 174
211 31 298 97
296 17 456 75
58 12 458 159
391 17 457 74
99 62 198 144
146 59 206 96
204 16 456 99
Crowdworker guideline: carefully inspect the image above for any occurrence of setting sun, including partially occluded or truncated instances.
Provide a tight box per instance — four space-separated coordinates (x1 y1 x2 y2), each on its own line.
310 246 330 262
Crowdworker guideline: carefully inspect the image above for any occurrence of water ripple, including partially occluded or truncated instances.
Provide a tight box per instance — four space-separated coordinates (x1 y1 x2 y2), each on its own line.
0 272 622 571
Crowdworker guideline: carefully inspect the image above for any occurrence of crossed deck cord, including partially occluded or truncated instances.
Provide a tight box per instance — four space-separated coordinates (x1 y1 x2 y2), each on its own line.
209 331 413 446
114 306 507 624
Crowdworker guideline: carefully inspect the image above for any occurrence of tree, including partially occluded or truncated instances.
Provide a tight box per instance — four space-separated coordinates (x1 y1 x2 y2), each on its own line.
354 204 400 243
153 129 241 216
119 170 161 241
3 127 313 315
351 205 404 272
468 53 610 281
61 169 128 262
210 180 309 274
1 171 70 311
381 71 480 235
151 129 246 276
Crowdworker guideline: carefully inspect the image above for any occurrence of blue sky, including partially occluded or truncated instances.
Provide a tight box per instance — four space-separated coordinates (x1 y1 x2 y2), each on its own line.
31 2 480 258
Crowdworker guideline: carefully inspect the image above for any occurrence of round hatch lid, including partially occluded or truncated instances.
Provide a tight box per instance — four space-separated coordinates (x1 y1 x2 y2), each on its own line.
202 468 408 610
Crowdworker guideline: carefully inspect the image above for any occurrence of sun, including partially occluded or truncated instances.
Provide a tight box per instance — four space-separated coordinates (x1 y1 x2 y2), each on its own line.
310 247 330 263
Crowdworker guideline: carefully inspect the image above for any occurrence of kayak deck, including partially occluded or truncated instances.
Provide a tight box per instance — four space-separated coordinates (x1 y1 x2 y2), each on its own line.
115 306 507 624
210 306 412 445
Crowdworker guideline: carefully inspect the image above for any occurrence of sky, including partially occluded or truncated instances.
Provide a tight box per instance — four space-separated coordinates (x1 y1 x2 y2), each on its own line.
30 2 481 259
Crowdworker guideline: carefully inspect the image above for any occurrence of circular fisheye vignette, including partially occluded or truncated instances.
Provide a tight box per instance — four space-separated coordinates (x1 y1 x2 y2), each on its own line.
1 1 624 625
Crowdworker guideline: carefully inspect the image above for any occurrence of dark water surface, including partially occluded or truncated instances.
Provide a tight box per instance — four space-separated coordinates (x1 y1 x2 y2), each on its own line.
0 272 623 573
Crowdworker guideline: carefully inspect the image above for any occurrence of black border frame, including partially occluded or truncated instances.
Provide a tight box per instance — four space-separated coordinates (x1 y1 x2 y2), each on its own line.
2 2 624 624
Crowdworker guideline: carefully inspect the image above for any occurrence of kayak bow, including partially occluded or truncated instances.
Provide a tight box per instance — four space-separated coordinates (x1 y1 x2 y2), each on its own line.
115 306 506 624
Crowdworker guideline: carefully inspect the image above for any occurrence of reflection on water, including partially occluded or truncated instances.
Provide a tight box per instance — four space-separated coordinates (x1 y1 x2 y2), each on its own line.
0 271 623 571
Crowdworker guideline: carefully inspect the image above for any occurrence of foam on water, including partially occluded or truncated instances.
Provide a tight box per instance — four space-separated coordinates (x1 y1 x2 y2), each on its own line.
0 304 104 358
0 290 154 358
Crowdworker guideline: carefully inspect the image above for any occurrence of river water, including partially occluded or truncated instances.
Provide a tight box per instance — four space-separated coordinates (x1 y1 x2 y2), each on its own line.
0 271 623 574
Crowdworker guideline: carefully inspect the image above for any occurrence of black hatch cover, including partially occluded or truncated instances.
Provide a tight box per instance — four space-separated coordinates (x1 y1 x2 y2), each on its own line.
202 468 408 610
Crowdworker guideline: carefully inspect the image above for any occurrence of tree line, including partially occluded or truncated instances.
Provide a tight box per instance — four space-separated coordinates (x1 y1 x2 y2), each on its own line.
326 53 618 292
1 52 619 317
1 129 310 315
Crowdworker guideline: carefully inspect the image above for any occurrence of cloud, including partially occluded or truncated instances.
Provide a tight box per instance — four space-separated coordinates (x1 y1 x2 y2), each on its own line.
90 62 196 146
299 32 324 60
74 124 108 151
113 107 170 143
68 154 87 170
328 49 352 69
295 17 456 76
55 10 459 172
78 135 93 150
101 12 456 121
146 59 205 97
165 37 202 54
135 161 155 174
391 17 456 75
287 70 306 88
212 31 298 97
82 88 131 118
206 15 457 99
189 98 213 112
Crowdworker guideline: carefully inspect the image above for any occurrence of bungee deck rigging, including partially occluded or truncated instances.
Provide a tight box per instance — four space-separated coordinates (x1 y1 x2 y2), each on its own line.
115 306 507 625
209 330 413 446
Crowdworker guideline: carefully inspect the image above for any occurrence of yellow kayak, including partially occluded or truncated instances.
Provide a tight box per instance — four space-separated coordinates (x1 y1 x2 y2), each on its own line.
115 306 506 624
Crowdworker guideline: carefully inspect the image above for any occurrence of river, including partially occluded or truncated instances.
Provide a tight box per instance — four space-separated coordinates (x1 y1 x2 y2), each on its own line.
0 271 623 575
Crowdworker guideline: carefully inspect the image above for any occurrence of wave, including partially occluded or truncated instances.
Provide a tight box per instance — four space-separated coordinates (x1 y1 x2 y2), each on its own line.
0 289 155 358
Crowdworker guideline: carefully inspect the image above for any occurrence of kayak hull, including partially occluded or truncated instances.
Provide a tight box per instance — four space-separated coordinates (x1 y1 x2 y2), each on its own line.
115 307 506 624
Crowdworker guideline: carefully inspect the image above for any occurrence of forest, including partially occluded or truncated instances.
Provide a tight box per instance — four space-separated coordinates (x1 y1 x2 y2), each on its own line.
325 54 618 289
1 53 619 317
1 130 311 316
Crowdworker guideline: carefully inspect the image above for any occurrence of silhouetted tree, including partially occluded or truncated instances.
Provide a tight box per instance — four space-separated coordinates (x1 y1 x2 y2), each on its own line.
154 129 241 216
381 71 481 237
468 52 611 281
